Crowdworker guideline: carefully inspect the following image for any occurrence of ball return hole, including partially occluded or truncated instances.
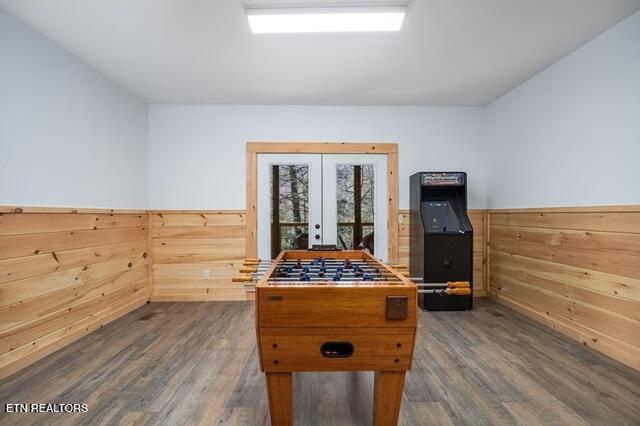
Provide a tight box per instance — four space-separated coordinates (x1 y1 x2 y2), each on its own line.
320 342 354 358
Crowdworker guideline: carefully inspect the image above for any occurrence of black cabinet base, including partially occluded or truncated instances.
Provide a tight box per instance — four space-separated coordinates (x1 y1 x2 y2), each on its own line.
419 294 473 311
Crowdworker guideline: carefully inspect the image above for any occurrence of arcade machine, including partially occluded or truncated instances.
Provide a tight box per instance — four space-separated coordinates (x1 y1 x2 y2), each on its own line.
410 172 473 311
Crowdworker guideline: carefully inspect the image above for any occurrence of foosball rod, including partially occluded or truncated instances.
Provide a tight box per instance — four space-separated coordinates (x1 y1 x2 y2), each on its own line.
240 265 386 272
241 265 402 276
415 281 471 295
415 282 470 288
419 288 472 296
239 259 409 280
246 257 403 264
245 258 381 264
242 262 380 271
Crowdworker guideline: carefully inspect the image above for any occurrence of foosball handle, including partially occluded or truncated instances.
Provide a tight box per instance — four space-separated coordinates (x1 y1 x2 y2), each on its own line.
446 287 472 296
232 275 253 283
239 267 257 273
389 263 408 270
447 281 471 288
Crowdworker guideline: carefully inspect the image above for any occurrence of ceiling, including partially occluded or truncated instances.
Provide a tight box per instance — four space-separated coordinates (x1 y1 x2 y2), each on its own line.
2 0 639 106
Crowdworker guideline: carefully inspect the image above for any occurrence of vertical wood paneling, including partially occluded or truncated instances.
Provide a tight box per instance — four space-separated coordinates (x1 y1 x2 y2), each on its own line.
246 150 258 259
487 206 640 370
150 211 248 301
387 151 399 262
0 208 150 379
397 209 487 296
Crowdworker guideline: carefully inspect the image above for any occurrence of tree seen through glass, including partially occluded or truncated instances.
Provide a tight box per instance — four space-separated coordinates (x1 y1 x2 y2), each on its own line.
270 163 375 257
270 165 309 257
336 164 375 253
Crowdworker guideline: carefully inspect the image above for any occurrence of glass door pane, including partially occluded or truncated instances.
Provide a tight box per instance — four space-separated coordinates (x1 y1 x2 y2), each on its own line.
336 164 375 253
271 164 310 258
322 154 388 261
257 154 322 260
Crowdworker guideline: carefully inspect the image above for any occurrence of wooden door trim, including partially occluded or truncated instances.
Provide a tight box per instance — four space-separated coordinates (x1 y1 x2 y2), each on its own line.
247 142 398 154
246 142 399 261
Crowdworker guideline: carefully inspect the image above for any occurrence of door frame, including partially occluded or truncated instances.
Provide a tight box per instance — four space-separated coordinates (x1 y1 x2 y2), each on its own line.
246 142 399 261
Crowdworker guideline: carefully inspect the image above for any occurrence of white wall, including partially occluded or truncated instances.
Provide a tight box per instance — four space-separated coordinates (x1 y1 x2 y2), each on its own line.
485 11 640 209
5 4 637 211
0 8 148 209
148 106 486 210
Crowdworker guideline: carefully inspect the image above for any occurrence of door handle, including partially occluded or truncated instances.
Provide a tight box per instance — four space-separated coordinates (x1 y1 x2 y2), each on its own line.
315 234 320 240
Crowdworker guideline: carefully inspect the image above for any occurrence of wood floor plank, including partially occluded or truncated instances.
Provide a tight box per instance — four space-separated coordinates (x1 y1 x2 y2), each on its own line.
0 296 146 380
0 278 149 354
0 299 638 425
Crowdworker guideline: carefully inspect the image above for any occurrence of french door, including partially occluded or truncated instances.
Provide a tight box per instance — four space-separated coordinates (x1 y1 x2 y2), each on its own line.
257 153 388 261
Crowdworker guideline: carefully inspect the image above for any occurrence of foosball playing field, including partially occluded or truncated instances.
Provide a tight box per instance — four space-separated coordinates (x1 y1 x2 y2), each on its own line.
236 252 409 284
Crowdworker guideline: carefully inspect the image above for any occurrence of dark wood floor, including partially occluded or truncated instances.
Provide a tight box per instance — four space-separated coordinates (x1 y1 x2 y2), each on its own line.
1 299 639 425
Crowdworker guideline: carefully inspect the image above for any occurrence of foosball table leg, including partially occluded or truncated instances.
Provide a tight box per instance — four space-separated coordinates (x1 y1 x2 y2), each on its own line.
265 372 293 426
372 371 406 426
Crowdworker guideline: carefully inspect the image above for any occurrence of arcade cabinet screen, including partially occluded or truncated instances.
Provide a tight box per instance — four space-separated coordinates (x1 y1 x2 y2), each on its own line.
421 201 461 233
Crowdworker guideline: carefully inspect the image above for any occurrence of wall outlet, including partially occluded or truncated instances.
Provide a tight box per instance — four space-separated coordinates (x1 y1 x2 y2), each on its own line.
202 269 210 280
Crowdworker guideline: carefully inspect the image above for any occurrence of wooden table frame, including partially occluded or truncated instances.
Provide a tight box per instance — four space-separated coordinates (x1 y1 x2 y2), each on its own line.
245 142 400 262
255 250 416 425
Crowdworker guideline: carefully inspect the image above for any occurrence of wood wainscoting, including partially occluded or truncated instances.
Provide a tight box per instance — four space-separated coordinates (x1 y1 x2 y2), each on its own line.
150 209 488 300
487 205 640 370
4 204 637 378
150 211 247 301
0 207 150 379
398 209 487 296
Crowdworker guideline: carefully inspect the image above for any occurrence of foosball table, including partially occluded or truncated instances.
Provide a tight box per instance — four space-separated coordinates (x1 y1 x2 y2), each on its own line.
234 249 417 426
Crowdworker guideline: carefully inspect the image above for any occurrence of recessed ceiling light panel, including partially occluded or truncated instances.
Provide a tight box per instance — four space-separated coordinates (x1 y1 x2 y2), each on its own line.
246 5 407 34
